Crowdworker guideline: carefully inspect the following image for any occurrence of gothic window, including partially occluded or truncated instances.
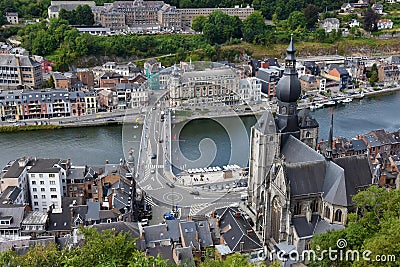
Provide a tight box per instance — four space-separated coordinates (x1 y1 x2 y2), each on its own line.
325 206 331 220
312 199 319 212
334 209 342 222
281 106 287 115
306 131 311 138
288 105 295 115
271 197 281 242
294 202 302 215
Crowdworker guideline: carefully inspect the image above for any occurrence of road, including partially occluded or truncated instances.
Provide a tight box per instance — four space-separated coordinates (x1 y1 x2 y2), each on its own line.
136 92 246 216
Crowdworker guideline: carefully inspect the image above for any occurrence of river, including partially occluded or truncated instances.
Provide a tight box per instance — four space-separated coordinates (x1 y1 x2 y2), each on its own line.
0 91 399 169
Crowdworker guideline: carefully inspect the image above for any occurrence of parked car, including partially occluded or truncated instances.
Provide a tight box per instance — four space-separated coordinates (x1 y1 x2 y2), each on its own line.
151 153 157 159
166 182 175 188
190 190 200 195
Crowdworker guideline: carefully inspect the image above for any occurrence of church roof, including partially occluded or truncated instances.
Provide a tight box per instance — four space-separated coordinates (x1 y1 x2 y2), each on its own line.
281 135 324 164
292 215 319 238
254 110 276 135
323 161 348 206
285 162 326 196
333 155 372 205
298 109 319 129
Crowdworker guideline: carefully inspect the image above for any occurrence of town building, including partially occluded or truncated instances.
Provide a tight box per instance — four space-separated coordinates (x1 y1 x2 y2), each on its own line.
377 19 393 30
84 91 97 114
177 6 254 27
320 18 340 33
239 77 262 104
5 12 19 24
247 39 373 262
27 158 69 211
378 64 400 83
0 158 31 204
98 88 118 111
0 204 26 239
340 3 354 13
76 68 95 89
168 67 240 106
157 4 182 30
328 64 350 91
69 91 86 116
0 54 43 89
372 3 384 14
48 1 96 19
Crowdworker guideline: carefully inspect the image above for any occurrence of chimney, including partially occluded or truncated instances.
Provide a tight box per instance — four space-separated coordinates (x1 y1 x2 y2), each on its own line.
235 211 241 217
106 160 109 164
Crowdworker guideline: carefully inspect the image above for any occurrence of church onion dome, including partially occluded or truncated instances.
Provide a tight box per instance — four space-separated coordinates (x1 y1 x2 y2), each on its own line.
276 37 301 103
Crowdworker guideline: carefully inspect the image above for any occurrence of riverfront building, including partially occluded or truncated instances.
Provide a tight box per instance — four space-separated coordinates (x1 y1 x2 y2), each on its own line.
247 39 373 261
0 54 43 89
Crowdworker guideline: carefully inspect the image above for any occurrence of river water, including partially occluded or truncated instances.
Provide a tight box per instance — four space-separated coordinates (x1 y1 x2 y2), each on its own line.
0 91 399 169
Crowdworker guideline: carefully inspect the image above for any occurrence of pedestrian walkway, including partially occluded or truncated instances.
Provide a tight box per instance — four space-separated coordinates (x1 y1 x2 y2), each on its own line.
144 195 158 207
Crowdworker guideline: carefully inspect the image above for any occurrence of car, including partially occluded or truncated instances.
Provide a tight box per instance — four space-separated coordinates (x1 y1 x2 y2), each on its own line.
190 190 200 195
140 218 149 226
217 184 223 190
242 181 248 187
152 106 156 110
225 184 230 189
231 182 237 188
151 153 157 159
159 138 163 143
211 185 217 191
150 169 155 174
166 182 175 188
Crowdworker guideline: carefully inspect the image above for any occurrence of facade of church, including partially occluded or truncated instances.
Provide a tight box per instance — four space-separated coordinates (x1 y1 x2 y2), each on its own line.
247 39 373 257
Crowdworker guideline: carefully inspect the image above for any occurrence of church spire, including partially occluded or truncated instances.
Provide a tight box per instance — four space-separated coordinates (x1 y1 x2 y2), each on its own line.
325 114 334 160
284 35 296 74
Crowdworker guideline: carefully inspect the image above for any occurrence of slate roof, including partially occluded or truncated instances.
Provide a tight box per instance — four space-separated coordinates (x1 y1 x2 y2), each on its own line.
48 197 80 232
352 139 367 152
216 207 262 252
180 221 200 250
0 204 25 229
0 54 40 67
298 108 319 129
86 201 100 222
195 220 213 247
285 161 326 196
92 222 140 238
2 158 28 178
166 219 181 243
254 110 276 135
333 155 372 205
143 224 170 246
174 247 195 265
0 186 21 203
281 135 325 164
147 245 174 264
329 64 349 76
27 158 63 173
292 215 319 238
313 219 345 234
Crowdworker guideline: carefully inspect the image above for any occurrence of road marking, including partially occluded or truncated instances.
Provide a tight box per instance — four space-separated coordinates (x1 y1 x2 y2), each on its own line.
144 195 158 207
189 203 210 217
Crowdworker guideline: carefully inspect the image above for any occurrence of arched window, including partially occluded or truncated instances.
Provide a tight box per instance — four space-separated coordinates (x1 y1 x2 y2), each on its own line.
281 106 287 115
325 206 331 220
334 209 342 222
306 131 311 138
271 197 281 242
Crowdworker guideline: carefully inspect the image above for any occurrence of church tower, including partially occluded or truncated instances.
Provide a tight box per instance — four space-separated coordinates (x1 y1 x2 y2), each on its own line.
275 36 302 145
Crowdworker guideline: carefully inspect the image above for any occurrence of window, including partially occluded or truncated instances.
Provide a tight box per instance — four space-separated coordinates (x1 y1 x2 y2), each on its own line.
32 181 36 185
49 174 55 178
39 174 43 178
33 195 38 199
334 209 342 222
34 202 38 206
50 181 55 185
51 195 57 199
42 195 46 199
33 188 37 192
42 202 47 206
41 188 45 192
40 181 44 185
31 174 35 178
50 188 56 192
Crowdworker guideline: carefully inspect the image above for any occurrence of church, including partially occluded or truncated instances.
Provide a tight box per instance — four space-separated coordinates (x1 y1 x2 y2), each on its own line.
247 38 373 258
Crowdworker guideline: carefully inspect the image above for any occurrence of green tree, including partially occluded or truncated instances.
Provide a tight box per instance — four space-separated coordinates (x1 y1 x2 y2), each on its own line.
303 4 319 30
364 8 380 32
369 63 378 86
287 11 306 32
47 75 55 88
192 15 208 32
203 11 242 44
243 11 267 43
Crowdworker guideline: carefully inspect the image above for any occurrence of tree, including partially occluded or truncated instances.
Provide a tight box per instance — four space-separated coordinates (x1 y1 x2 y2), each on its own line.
192 15 208 32
363 8 380 32
203 11 242 44
303 4 319 30
369 63 379 86
47 75 55 88
287 11 306 32
311 186 400 267
243 11 267 43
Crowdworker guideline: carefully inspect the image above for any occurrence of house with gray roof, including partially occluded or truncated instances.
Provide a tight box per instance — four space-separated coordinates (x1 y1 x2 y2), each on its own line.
21 211 48 237
320 18 340 33
0 204 26 240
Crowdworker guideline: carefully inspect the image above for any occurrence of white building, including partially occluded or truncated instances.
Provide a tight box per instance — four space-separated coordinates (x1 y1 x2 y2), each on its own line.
0 158 31 204
168 67 240 106
239 77 262 104
320 18 340 33
27 158 68 211
5 12 19 24
349 19 360 28
377 19 393 30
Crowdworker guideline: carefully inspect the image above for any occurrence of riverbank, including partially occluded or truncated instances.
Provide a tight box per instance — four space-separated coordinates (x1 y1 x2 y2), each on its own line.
0 124 62 133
